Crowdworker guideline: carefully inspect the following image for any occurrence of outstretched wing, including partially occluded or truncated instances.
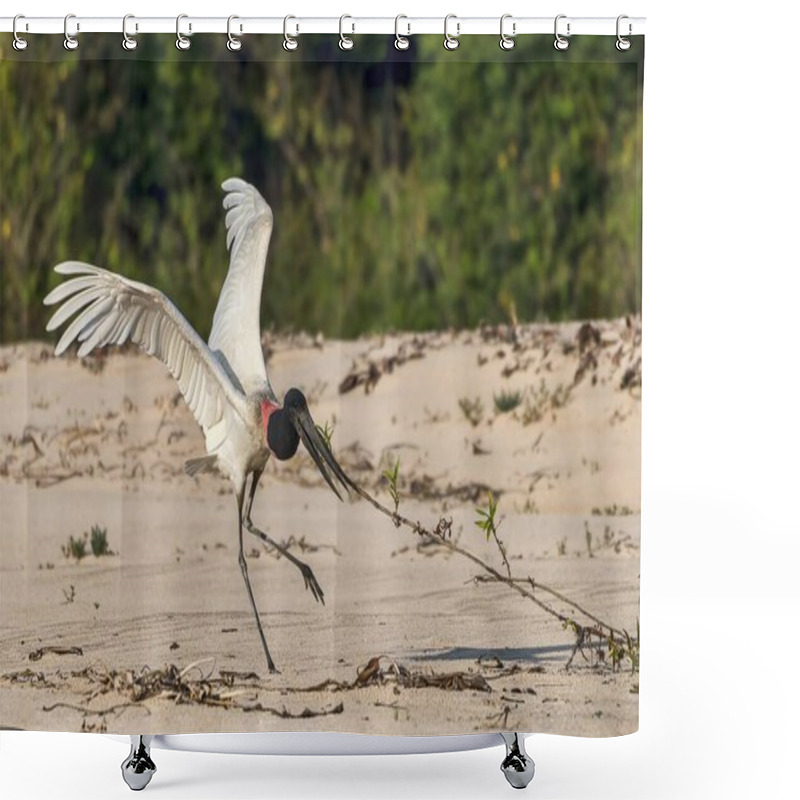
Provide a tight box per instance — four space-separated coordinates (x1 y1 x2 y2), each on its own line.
43 261 249 451
208 178 274 396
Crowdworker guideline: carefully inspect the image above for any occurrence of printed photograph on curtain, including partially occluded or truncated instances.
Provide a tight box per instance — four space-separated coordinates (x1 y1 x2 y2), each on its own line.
0 33 643 736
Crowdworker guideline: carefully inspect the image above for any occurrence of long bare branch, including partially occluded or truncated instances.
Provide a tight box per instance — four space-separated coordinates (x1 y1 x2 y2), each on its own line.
344 477 638 671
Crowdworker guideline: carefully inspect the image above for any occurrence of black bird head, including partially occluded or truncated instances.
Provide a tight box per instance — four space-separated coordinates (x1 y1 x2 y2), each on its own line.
266 388 352 500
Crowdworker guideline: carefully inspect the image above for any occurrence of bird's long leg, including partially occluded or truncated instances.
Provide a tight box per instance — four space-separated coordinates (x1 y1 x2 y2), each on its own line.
244 468 325 605
244 519 326 605
244 466 264 523
236 483 278 674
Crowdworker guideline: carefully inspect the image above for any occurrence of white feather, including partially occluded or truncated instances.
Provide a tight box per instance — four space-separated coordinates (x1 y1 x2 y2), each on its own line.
44 260 249 441
208 178 274 397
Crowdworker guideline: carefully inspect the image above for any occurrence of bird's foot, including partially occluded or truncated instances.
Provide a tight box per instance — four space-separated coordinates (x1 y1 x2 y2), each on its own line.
299 563 325 605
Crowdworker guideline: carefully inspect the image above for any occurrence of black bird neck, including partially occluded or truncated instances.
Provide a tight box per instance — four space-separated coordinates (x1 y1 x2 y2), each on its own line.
267 408 299 461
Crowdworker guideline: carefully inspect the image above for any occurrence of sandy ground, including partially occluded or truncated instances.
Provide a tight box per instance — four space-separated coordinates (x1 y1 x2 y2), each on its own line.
0 318 640 737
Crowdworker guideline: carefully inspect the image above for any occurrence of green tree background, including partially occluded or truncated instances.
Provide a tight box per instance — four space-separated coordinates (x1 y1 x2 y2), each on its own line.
0 34 642 342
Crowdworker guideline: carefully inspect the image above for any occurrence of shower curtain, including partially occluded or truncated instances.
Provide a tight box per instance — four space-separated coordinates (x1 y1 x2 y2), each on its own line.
0 29 643 738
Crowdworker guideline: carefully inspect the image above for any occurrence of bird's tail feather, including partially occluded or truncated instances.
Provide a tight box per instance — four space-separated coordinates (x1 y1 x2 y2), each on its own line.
184 455 219 477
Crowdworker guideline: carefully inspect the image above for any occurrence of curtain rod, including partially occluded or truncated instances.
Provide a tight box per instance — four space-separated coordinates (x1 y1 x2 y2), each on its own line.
1 16 646 37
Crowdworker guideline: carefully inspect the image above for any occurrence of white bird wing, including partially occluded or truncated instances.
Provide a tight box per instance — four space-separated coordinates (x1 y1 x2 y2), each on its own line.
208 178 274 396
43 261 250 448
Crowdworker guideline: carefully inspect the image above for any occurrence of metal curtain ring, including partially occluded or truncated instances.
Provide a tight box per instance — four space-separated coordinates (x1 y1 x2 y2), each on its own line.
64 13 79 50
227 15 242 51
339 14 354 50
122 14 137 51
12 14 28 51
394 14 410 51
616 14 632 51
443 14 460 51
283 15 298 51
554 14 570 51
176 14 191 50
499 14 515 50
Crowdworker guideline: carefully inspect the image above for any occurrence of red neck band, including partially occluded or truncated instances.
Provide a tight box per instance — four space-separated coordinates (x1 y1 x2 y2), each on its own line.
261 399 279 440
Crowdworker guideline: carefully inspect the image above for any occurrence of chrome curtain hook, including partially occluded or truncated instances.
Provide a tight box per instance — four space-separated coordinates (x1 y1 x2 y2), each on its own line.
176 14 191 50
443 14 460 51
64 13 79 51
12 14 28 51
394 14 410 50
227 15 242 51
554 14 570 51
122 14 137 51
616 14 632 51
283 15 298 51
339 14 354 50
499 14 516 50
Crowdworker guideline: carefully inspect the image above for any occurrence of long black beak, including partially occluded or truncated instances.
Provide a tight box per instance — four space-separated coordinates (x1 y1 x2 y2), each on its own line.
288 403 352 501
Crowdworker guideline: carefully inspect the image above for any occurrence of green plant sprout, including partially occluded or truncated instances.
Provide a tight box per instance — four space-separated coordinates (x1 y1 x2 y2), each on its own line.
316 419 335 451
475 491 499 541
382 459 401 515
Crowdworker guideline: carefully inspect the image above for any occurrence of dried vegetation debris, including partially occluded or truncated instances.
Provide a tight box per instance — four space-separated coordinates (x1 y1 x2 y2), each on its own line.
300 655 495 694
0 650 531 732
1 400 194 487
260 329 325 365
1 659 344 726
28 646 84 661
472 315 642 395
339 335 432 395
572 317 641 392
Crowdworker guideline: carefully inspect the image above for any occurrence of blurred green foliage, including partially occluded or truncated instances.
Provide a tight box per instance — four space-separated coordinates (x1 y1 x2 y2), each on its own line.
0 34 642 342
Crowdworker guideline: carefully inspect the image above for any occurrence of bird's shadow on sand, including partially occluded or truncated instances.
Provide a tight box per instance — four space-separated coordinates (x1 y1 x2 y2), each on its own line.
409 645 573 666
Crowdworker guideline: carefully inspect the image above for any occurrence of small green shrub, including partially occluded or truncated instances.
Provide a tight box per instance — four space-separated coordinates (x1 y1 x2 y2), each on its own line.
459 396 484 427
90 525 114 556
493 390 522 413
61 533 87 561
